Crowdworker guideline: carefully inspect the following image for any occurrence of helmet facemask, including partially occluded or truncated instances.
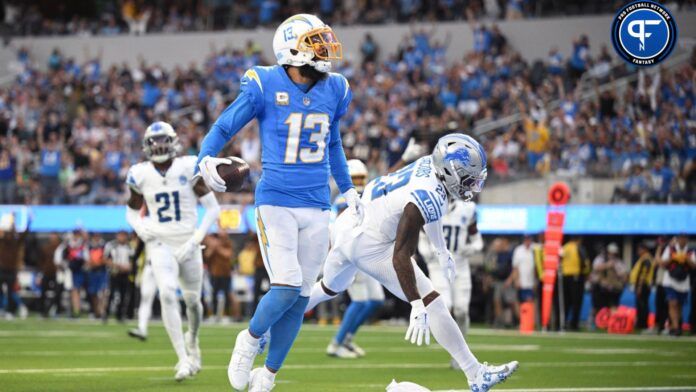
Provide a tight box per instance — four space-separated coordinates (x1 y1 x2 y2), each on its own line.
143 134 181 163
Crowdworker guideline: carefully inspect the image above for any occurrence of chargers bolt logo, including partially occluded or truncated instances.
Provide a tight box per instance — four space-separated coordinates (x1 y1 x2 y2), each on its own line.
611 1 677 66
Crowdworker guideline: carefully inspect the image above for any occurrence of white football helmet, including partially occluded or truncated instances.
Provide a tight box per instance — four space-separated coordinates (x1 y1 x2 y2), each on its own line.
347 159 368 193
142 121 181 163
272 14 342 73
431 133 487 201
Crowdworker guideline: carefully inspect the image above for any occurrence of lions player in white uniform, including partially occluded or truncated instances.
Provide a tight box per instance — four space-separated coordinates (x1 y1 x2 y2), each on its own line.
306 134 518 391
125 122 221 381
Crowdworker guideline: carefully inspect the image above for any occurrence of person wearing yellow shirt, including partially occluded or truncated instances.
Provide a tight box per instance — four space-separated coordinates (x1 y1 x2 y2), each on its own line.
561 237 590 331
521 109 549 173
629 243 654 331
660 235 696 336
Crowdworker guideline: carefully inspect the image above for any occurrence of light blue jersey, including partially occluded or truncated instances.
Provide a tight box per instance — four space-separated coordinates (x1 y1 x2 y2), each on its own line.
197 65 354 209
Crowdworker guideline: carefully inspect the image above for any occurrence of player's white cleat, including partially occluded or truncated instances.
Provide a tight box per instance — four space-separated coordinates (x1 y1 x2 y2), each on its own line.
185 331 201 374
248 367 276 392
386 379 431 392
174 358 196 382
228 329 260 390
468 361 519 392
127 328 147 341
326 341 358 359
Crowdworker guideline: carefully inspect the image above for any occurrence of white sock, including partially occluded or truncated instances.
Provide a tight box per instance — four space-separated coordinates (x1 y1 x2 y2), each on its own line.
160 291 187 362
427 296 480 380
137 299 152 335
305 282 336 312
262 366 277 380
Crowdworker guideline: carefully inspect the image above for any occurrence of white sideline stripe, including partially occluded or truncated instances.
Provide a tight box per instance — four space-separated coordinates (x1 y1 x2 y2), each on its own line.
0 331 117 338
1 361 695 374
433 388 696 392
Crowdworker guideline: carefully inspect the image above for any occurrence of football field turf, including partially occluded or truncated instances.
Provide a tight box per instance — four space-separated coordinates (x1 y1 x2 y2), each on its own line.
1 319 695 391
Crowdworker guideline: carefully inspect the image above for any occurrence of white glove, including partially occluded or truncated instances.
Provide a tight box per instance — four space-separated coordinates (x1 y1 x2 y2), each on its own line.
343 188 365 226
174 230 205 262
405 299 430 346
401 137 425 163
197 156 232 193
437 250 456 284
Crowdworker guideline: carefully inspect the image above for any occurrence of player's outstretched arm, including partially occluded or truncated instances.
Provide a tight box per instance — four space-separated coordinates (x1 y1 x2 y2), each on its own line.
393 203 425 302
328 118 364 223
395 203 432 346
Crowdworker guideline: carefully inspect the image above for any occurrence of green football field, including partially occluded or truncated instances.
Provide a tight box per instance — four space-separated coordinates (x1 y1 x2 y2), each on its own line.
1 319 695 392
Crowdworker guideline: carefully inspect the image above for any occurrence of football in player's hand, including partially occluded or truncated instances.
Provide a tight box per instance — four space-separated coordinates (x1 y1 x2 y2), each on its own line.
216 156 250 192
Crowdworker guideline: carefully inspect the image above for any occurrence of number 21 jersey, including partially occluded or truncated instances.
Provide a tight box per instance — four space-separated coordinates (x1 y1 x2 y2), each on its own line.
126 156 199 244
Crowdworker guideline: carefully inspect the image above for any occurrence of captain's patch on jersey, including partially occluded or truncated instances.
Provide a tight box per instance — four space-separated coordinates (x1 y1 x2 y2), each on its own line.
275 92 289 105
411 189 442 223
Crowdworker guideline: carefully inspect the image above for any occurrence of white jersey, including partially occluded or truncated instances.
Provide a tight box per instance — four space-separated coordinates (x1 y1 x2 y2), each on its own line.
418 200 478 264
126 156 200 244
359 156 448 244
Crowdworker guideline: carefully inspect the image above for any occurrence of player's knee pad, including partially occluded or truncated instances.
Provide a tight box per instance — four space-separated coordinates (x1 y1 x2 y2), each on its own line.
159 288 178 308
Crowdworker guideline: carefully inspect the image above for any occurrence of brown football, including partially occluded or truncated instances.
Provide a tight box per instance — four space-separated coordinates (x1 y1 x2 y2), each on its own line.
216 156 250 192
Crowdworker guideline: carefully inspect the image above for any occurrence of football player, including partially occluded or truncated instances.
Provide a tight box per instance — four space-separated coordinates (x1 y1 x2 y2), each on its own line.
125 121 221 381
327 159 385 359
128 237 157 342
306 134 518 391
195 14 360 392
418 196 482 368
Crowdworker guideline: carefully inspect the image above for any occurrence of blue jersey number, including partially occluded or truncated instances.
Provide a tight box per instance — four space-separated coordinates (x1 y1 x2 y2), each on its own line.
443 225 461 252
370 163 415 200
284 113 329 164
155 191 181 222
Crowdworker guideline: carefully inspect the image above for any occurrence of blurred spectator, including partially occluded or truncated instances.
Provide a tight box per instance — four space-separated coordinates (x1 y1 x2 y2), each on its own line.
0 144 16 204
611 165 649 203
659 235 695 336
0 215 29 319
360 33 379 65
486 238 514 327
520 103 549 174
629 242 654 331
203 233 238 320
102 231 134 322
507 235 538 321
87 233 107 318
652 237 670 334
647 159 674 203
56 230 89 317
39 233 62 317
591 243 628 312
38 133 63 204
561 237 590 330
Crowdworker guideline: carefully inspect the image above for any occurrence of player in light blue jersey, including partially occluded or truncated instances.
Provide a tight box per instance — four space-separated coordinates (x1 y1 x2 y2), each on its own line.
195 14 362 392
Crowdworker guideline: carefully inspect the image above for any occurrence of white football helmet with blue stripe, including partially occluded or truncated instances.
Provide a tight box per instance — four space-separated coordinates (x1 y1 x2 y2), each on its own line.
142 121 181 163
432 133 487 201
272 14 342 73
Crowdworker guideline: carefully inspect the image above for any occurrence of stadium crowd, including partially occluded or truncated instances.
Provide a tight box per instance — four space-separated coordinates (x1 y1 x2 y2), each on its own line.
0 25 694 206
3 0 622 38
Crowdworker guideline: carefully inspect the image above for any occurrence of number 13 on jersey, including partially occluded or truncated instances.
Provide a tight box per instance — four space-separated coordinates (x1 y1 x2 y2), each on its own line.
284 113 329 164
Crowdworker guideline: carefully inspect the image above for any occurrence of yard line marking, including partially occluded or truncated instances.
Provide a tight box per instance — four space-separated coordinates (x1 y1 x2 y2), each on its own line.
0 330 117 338
433 388 696 392
1 361 695 375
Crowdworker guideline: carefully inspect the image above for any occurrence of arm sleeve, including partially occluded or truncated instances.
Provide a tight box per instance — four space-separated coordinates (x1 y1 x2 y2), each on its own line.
328 118 353 193
193 192 221 243
196 91 257 169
